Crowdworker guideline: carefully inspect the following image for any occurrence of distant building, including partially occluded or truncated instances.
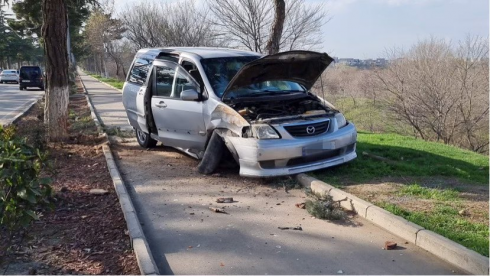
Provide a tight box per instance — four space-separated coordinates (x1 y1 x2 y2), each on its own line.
331 57 388 69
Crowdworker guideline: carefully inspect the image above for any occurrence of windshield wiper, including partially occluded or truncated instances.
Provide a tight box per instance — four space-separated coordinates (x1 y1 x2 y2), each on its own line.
238 90 304 97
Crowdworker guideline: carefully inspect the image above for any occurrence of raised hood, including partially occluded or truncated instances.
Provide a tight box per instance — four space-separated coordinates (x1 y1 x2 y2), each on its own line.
222 50 334 100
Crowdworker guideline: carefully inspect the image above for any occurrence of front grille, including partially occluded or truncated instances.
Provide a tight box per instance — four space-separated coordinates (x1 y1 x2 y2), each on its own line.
284 120 330 137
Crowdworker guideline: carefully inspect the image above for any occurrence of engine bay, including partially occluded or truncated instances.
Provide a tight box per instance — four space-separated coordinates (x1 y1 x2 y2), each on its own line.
229 94 335 123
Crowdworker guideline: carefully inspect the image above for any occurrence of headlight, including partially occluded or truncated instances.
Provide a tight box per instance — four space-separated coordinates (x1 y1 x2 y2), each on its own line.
252 124 280 139
335 113 347 128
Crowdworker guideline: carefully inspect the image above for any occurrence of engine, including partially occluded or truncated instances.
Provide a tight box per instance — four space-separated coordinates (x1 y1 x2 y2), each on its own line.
231 96 333 123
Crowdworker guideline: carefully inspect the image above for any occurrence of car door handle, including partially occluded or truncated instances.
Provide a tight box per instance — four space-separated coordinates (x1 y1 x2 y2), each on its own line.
155 101 167 108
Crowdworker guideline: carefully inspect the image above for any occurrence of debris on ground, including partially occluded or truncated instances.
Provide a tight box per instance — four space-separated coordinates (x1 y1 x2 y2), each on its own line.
458 209 468 216
305 192 346 220
337 270 344 274
209 207 227 214
216 197 234 203
278 226 303 231
384 241 397 250
89 188 109 195
362 151 399 165
295 202 306 209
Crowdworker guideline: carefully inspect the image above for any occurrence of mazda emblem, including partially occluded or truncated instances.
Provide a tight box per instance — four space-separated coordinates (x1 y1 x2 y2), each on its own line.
306 126 316 134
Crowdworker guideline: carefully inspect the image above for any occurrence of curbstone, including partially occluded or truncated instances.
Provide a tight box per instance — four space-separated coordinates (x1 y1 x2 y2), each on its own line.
365 205 423 244
416 230 489 275
133 238 158 275
329 188 373 218
2 96 42 128
295 173 373 218
79 72 159 275
295 173 489 275
296 174 331 195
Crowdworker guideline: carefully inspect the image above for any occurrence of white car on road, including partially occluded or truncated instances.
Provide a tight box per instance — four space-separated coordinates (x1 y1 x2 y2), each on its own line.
0 69 19 84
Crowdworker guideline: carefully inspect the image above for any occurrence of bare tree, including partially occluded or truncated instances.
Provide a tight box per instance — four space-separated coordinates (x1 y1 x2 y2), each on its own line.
84 8 125 76
208 0 327 53
374 36 489 152
266 0 285 54
119 0 222 49
453 36 489 152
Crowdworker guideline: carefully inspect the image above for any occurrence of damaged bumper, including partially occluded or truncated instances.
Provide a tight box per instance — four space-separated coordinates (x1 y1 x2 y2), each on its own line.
225 123 357 177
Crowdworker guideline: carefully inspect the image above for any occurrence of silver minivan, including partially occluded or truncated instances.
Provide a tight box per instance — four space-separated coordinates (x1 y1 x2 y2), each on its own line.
122 47 357 177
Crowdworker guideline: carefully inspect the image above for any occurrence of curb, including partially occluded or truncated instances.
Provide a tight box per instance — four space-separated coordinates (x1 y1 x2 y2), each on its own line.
78 74 159 275
103 145 159 275
296 173 489 275
2 96 43 127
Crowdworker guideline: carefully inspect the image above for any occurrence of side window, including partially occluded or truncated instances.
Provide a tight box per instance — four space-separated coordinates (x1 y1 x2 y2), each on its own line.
128 58 152 85
154 66 176 97
171 68 198 99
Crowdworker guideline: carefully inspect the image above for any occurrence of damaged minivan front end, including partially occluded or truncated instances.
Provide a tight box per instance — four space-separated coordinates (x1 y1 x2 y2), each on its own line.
211 51 357 177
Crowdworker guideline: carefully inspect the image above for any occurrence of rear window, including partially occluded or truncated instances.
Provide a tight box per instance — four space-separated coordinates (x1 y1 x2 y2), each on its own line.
20 67 41 79
3 70 17 74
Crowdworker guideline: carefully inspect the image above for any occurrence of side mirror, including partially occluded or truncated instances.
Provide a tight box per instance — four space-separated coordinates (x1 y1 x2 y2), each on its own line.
180 89 200 101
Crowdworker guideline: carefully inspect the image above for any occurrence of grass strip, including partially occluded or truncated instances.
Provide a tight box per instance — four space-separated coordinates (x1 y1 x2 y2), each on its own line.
88 73 124 90
380 202 489 257
313 133 489 185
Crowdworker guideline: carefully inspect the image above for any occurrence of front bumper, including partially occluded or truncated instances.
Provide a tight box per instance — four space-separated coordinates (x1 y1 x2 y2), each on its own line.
226 122 357 177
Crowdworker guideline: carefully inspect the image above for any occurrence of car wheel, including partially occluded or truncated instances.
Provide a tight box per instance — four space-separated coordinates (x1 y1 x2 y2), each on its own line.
39 86 44 91
136 129 157 148
197 131 225 175
19 86 24 90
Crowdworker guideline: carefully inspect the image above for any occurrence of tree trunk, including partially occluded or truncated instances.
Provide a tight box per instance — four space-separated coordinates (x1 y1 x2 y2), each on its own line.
122 63 127 79
42 0 70 141
265 0 286 55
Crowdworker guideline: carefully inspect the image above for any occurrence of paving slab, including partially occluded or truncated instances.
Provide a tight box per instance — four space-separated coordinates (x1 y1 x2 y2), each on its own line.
78 72 132 131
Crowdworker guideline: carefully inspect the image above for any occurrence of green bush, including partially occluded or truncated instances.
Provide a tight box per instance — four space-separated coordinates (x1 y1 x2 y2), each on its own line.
0 125 52 229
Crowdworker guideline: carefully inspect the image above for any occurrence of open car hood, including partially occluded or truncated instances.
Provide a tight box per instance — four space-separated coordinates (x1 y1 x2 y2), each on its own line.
222 50 334 100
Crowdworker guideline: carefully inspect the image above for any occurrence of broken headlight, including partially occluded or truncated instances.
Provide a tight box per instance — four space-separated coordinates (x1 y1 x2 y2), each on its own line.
335 113 347 129
252 124 280 139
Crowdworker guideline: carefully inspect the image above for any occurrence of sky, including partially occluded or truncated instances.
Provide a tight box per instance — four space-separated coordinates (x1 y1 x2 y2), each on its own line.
2 0 489 59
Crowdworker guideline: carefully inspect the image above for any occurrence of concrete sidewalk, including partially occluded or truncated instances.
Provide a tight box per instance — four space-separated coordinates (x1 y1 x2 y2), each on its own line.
78 71 132 131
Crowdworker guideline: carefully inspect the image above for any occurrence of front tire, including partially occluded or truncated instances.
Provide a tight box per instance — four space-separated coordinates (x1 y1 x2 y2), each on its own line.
197 131 225 175
136 129 157 148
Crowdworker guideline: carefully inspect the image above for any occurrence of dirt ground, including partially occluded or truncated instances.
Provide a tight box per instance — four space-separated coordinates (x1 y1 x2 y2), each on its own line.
0 79 139 275
342 178 489 225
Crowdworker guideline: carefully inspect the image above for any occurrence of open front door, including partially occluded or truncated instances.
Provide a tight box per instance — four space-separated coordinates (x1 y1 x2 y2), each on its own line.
150 61 207 155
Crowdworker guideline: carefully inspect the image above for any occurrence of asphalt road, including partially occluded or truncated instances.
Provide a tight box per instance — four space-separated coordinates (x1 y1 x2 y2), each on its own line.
0 82 44 126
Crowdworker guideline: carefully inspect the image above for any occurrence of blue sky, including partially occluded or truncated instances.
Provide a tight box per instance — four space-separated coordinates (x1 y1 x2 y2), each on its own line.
321 0 489 58
3 0 488 58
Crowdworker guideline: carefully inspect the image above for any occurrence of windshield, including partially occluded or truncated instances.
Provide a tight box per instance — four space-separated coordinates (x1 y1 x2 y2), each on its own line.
201 56 306 98
201 56 259 97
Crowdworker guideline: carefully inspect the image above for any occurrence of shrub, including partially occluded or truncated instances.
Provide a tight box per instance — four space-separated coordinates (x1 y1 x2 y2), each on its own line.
0 125 52 229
